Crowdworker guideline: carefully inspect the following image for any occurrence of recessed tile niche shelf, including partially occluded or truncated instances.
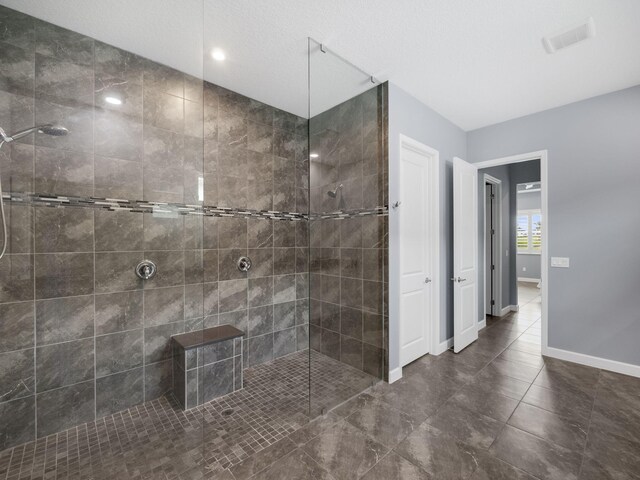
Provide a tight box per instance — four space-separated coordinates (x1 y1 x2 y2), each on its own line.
171 325 245 410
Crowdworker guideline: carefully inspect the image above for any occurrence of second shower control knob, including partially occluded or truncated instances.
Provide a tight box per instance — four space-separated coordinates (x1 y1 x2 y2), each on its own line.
135 260 157 280
237 256 252 272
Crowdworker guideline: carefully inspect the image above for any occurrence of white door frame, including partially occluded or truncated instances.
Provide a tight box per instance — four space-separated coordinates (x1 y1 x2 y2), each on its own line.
482 174 502 321
389 134 441 382
473 150 548 354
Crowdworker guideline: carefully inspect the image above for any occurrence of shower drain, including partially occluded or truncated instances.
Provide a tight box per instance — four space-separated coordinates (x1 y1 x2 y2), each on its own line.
222 408 235 416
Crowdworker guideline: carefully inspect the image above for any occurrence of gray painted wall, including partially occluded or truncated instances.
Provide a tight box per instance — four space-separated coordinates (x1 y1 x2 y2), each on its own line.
517 190 542 280
468 85 640 367
387 83 467 372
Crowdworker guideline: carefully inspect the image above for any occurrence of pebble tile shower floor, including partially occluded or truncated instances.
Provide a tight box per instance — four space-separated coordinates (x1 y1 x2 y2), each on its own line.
0 351 375 479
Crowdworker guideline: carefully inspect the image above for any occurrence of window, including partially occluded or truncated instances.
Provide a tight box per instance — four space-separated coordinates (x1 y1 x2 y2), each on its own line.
517 209 542 254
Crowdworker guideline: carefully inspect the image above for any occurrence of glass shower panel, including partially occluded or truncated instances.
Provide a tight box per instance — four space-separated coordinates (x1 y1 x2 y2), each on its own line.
308 39 388 416
0 3 208 478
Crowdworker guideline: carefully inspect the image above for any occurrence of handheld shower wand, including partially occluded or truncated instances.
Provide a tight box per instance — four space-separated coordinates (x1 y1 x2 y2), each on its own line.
0 124 68 260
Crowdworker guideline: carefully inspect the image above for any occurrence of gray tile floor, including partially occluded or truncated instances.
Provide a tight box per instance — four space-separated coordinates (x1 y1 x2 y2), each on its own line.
0 351 375 479
223 283 640 480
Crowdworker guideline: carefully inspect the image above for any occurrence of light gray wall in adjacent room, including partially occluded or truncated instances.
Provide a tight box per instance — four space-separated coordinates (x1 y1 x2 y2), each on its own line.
468 84 640 367
518 190 541 210
387 83 467 372
517 190 542 280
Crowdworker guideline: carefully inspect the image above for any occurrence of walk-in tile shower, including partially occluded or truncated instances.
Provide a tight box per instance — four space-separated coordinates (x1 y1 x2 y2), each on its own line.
0 4 388 478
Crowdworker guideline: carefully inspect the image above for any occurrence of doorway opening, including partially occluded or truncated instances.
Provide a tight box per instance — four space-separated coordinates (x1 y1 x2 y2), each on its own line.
473 151 548 354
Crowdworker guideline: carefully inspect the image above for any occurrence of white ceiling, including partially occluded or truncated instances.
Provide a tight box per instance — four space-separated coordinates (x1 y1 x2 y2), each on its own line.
3 0 640 129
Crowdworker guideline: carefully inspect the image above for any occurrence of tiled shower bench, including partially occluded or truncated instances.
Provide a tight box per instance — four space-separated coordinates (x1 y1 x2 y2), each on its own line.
171 325 244 410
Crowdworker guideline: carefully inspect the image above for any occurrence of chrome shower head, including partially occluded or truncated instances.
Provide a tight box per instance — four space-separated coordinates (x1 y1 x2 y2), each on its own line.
0 124 68 143
38 125 69 137
327 184 343 198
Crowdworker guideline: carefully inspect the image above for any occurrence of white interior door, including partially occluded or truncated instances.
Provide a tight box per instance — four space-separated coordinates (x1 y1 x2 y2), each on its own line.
453 157 479 353
398 138 438 366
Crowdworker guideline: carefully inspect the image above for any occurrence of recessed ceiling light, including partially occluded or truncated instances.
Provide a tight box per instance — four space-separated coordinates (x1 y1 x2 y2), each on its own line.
309 153 319 158
212 48 226 62
105 96 122 105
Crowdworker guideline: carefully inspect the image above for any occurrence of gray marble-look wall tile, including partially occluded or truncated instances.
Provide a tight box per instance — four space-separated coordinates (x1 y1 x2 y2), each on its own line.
95 367 144 418
144 323 182 364
295 299 309 326
0 348 34 402
0 254 33 303
143 164 184 203
34 146 93 196
219 279 248 313
274 301 296 331
0 5 35 51
34 207 93 253
36 338 94 392
35 52 94 108
0 142 34 194
184 283 204 320
143 214 184 250
95 329 144 377
144 358 172 401
95 290 143 334
0 395 35 451
247 248 273 279
143 125 184 168
36 380 94 438
35 295 93 345
143 62 184 98
248 219 273 248
274 248 296 276
35 252 94 299
143 286 184 326
143 89 184 133
249 305 273 337
274 274 296 304
248 334 273 366
0 302 34 353
204 282 219 316
248 277 273 308
94 252 143 294
35 20 92 66
143 250 184 288
274 328 296 359
94 156 143 200
202 358 234 401
0 41 35 97
94 108 143 161
94 209 144 252
296 324 309 351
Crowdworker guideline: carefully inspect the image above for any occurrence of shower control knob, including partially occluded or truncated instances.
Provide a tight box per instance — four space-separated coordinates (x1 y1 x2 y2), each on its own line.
237 256 252 272
135 260 157 280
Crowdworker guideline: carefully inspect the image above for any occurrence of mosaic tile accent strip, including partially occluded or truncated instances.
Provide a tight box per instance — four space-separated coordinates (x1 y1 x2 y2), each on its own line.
0 350 377 480
3 192 388 221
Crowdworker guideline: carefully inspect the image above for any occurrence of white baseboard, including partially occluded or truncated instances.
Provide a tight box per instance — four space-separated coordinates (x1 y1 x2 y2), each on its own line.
518 277 541 283
478 318 486 330
544 346 640 378
511 305 520 312
388 367 402 384
433 337 454 355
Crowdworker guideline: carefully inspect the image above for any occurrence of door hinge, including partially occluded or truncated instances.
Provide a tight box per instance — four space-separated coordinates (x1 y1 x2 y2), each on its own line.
491 229 495 236
491 265 495 271
491 300 495 306
490 194 495 199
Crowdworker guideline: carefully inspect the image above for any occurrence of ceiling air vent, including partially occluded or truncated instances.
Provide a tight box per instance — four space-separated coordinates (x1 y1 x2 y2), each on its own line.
542 17 596 54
